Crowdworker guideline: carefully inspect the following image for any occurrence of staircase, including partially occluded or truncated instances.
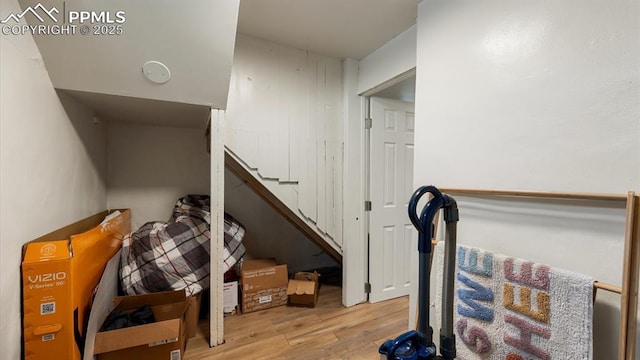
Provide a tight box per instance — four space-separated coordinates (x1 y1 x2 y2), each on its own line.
224 35 344 262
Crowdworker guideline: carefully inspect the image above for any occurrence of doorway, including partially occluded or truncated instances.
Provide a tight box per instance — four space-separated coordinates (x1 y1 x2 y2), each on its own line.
365 75 416 304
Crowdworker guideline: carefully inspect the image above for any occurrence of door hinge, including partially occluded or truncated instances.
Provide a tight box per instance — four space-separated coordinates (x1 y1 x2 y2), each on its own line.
365 282 371 293
365 118 372 129
364 201 372 211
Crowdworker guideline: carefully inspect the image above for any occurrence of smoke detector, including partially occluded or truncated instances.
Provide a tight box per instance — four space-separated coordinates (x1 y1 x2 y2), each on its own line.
142 61 171 84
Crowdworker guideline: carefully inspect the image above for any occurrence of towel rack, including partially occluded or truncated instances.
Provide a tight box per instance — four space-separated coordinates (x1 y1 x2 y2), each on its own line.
594 281 623 294
438 187 639 360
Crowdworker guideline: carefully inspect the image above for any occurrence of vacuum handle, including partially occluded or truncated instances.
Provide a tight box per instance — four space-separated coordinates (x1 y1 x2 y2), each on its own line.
409 186 444 253
408 186 442 232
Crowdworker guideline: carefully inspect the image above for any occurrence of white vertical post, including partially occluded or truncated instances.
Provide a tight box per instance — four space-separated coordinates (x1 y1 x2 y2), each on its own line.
342 58 367 307
209 109 225 347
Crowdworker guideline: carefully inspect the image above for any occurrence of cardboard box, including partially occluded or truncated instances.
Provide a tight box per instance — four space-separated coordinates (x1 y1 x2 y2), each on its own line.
240 259 288 313
82 250 121 360
185 293 202 338
22 209 130 360
93 290 189 360
287 271 320 307
223 281 238 316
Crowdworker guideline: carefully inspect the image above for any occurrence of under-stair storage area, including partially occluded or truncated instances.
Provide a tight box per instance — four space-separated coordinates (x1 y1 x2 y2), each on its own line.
7 0 242 356
32 91 217 357
22 87 344 358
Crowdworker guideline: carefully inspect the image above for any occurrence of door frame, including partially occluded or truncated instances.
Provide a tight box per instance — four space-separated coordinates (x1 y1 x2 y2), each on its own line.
342 60 416 307
341 62 416 309
362 68 416 297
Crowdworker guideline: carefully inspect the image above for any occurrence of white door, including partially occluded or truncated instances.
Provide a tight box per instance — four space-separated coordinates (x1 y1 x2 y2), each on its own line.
369 97 416 303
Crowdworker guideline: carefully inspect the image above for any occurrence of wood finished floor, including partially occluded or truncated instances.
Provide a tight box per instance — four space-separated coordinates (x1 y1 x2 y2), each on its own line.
184 285 409 359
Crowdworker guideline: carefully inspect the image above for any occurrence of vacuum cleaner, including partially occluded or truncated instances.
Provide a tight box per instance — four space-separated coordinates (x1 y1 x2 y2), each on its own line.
379 185 459 360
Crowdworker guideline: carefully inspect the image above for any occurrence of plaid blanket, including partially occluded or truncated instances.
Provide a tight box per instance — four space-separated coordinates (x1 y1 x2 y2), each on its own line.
223 212 246 272
120 195 246 296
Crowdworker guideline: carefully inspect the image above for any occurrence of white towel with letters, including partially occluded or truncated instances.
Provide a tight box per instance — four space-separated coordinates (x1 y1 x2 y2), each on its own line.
435 244 593 360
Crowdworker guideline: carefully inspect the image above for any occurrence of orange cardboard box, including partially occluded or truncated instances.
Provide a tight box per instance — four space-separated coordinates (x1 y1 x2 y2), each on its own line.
240 259 288 313
287 271 320 307
22 209 130 360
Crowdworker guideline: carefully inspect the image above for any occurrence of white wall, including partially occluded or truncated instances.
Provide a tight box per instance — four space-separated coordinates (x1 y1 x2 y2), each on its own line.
415 0 639 358
358 24 416 95
106 122 210 229
225 34 344 249
0 2 107 357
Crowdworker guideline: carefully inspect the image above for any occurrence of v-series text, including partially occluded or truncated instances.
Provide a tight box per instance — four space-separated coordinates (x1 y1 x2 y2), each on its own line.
67 10 125 24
